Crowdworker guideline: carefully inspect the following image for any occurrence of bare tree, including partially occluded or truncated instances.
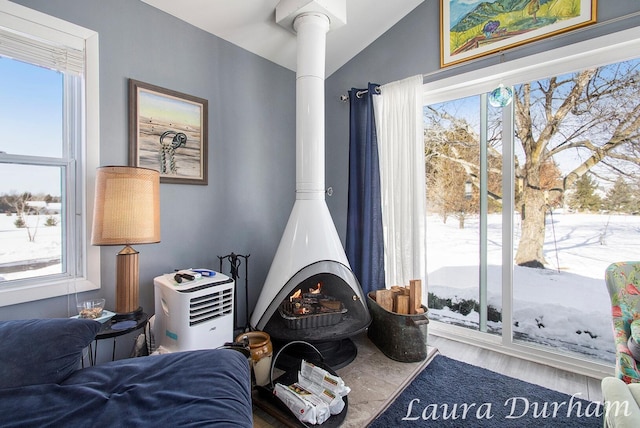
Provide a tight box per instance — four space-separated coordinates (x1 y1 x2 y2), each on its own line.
425 108 478 227
425 59 640 269
425 106 503 227
514 60 640 266
1 192 43 242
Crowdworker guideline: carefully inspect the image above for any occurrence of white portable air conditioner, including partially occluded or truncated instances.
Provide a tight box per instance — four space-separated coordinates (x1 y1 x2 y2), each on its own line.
153 270 234 352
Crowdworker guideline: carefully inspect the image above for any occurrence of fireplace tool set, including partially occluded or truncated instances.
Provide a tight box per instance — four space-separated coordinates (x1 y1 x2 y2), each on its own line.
218 252 250 332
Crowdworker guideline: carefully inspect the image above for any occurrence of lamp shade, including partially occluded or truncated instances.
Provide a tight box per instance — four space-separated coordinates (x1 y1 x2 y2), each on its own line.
92 166 160 246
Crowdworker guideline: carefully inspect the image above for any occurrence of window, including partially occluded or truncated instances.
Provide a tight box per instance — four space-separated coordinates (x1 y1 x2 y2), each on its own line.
0 1 99 306
424 26 640 376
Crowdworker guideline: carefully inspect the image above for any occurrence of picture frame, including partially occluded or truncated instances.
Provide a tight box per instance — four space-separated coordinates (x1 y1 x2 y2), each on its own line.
129 79 208 185
440 0 597 67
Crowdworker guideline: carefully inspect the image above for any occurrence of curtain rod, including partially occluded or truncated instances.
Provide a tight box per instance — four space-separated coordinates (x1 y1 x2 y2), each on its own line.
339 85 380 102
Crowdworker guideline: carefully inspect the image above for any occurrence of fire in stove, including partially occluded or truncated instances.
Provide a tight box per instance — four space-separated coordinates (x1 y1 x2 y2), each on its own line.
279 281 347 330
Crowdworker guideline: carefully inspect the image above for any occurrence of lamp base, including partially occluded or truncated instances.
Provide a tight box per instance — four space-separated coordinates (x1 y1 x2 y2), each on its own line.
115 245 140 315
113 306 143 321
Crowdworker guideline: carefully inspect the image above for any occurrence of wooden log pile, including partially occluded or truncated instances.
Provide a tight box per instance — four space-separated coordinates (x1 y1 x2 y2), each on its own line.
374 279 424 315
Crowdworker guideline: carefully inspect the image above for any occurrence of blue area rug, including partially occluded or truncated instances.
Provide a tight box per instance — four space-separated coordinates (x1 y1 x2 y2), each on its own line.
369 355 602 427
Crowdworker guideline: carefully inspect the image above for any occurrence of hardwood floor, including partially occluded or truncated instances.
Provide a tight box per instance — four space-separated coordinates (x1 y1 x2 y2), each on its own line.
253 333 605 427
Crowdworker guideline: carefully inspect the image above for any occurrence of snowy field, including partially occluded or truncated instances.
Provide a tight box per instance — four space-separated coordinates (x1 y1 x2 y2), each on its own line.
427 211 640 364
0 213 62 281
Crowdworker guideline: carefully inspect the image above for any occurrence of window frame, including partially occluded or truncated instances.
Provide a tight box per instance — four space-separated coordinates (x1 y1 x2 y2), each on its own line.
0 0 100 306
423 25 640 378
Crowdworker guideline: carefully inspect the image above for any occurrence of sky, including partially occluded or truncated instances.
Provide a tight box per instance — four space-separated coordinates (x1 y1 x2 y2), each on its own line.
424 55 640 187
0 56 63 196
139 90 201 127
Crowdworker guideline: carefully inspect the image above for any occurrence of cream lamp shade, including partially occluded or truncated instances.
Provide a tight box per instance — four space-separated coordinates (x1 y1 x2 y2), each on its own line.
92 166 160 246
91 166 160 316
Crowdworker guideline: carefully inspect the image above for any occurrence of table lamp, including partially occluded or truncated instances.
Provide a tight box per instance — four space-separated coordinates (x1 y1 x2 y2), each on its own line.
91 166 160 320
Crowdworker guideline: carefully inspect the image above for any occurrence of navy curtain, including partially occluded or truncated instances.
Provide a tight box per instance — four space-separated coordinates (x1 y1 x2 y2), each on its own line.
346 83 385 296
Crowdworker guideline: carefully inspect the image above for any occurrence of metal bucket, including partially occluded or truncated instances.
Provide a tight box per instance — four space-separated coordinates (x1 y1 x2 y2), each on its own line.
366 291 429 362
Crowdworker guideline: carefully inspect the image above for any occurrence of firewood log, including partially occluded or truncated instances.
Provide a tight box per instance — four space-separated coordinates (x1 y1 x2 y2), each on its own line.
396 295 409 314
376 289 394 312
409 279 422 314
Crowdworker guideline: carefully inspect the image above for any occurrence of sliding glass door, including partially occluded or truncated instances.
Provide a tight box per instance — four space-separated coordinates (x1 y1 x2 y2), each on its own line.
424 29 640 371
425 94 504 336
509 62 639 364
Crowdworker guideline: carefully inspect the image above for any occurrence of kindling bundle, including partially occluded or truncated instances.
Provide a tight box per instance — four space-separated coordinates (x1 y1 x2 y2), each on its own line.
273 360 350 424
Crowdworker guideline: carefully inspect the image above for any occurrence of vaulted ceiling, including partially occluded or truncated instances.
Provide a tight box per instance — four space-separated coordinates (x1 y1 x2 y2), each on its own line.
140 0 425 76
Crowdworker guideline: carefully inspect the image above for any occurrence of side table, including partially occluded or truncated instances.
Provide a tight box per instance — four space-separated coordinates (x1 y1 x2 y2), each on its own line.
87 312 149 366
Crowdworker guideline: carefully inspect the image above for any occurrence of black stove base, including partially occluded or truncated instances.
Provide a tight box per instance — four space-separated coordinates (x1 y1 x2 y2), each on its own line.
272 338 357 371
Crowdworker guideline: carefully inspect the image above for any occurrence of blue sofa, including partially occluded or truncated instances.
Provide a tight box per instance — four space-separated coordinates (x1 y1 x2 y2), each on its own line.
0 318 253 427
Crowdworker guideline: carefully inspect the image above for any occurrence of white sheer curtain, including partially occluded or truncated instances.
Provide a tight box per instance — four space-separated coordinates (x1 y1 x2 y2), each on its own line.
373 75 426 290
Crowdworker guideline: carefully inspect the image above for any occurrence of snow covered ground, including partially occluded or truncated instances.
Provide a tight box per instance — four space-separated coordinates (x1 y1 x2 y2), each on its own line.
426 211 640 364
0 213 62 281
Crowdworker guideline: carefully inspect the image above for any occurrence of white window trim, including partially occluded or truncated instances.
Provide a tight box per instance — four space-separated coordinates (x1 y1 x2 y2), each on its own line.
0 0 100 306
422 26 640 378
423 26 640 105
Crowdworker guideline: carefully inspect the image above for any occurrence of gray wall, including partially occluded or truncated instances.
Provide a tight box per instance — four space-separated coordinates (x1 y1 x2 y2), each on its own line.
3 0 296 327
325 0 640 242
4 0 640 328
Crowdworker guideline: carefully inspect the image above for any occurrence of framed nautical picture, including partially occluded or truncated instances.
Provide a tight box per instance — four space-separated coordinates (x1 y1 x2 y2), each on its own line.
440 0 597 67
129 79 208 185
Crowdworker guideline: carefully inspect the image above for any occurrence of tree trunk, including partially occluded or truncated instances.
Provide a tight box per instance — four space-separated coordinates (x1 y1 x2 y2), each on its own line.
515 186 547 267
